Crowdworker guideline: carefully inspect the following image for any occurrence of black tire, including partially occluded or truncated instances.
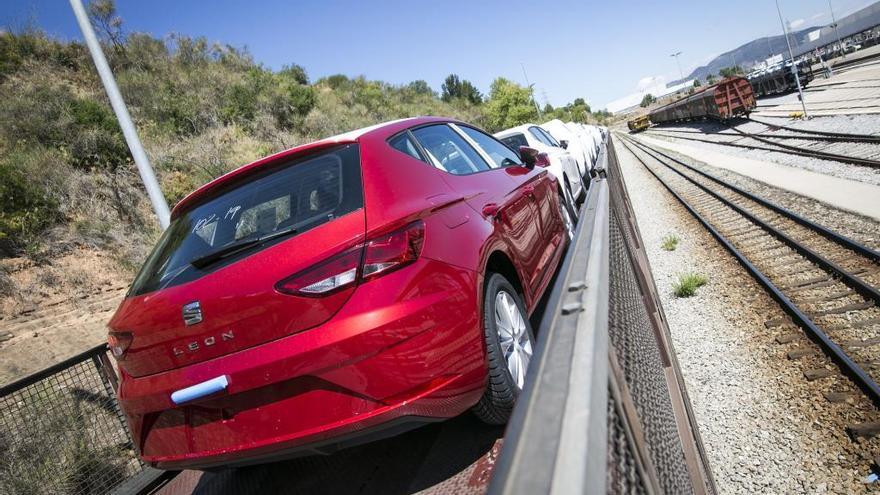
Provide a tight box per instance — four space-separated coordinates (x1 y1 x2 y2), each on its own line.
472 273 535 425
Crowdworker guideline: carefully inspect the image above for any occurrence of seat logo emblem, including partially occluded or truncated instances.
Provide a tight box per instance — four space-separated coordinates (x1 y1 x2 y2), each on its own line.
182 301 203 326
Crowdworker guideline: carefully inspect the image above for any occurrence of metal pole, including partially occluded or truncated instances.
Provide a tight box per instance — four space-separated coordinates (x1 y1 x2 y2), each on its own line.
520 63 543 120
670 51 684 83
828 0 845 58
70 0 170 228
775 0 809 118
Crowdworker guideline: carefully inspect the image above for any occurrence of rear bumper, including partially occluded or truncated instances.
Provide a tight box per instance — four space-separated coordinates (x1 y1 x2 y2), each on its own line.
116 259 487 470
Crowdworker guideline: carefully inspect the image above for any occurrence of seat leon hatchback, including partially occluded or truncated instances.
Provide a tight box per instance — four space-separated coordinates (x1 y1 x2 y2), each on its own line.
108 117 570 470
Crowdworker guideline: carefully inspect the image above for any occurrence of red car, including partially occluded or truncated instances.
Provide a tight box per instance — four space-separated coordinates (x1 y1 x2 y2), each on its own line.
107 117 571 470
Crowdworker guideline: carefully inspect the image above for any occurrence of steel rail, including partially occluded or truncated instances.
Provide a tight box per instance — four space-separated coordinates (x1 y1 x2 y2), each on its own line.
616 135 880 409
625 136 880 306
747 117 880 142
653 125 880 144
643 130 880 169
628 137 880 263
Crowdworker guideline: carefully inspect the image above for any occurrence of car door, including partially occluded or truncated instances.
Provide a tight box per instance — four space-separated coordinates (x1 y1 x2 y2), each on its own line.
454 125 556 301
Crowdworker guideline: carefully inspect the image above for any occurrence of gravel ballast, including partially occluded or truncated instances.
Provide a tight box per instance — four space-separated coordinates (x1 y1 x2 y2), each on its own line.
629 138 880 252
612 135 880 494
644 119 880 187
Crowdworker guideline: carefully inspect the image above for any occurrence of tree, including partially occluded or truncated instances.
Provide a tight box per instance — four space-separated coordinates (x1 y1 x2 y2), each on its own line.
279 64 309 85
484 77 537 131
406 80 434 96
88 0 126 54
567 98 591 123
441 74 482 105
640 93 656 108
706 74 717 85
718 65 744 78
693 79 702 87
543 103 554 114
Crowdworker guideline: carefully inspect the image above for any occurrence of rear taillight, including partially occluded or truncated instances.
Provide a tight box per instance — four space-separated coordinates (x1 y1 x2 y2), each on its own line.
108 331 133 360
362 220 425 280
275 220 425 297
536 152 551 168
275 245 363 297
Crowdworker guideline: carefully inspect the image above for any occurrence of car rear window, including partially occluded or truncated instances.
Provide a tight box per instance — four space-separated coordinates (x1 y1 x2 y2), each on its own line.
500 133 528 151
128 144 363 297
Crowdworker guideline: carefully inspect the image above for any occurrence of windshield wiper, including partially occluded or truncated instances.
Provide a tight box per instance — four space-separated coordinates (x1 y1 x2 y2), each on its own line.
190 227 298 269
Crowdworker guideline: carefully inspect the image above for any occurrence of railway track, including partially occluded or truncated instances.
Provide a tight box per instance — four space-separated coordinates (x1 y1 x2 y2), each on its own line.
644 121 880 169
616 135 880 423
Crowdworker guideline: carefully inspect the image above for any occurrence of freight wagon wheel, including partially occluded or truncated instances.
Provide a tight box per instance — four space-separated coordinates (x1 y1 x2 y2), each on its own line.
472 273 535 425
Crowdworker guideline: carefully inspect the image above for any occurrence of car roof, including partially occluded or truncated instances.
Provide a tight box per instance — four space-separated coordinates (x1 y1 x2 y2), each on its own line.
170 116 453 219
494 123 543 138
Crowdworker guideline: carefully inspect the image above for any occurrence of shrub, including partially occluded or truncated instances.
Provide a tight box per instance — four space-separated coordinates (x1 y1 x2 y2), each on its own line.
0 265 14 297
661 234 679 251
0 155 60 255
673 272 708 298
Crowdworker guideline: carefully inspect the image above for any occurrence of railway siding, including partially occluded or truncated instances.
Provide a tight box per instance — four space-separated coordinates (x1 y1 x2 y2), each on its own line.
613 135 880 493
622 135 880 402
635 134 880 220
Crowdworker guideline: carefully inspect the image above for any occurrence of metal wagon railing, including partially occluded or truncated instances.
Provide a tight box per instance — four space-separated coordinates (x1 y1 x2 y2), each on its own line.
0 344 170 495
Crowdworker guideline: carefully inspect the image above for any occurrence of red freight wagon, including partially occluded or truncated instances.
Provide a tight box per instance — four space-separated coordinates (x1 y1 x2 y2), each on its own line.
649 77 756 124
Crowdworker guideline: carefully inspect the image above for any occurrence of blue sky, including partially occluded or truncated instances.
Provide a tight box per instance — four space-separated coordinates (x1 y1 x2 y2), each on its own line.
2 0 876 109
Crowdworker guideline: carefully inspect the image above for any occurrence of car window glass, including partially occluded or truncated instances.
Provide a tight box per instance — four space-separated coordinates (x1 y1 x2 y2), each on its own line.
411 124 491 175
457 125 522 168
499 133 528 152
388 133 425 162
128 145 362 296
538 127 561 147
528 127 553 146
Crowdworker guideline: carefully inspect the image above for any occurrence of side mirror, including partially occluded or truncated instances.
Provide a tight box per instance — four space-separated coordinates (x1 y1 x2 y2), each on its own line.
559 140 569 150
519 146 540 168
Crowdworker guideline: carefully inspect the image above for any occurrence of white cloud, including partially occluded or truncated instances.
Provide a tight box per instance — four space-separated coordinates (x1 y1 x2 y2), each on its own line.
636 75 665 91
810 12 826 20
789 18 805 29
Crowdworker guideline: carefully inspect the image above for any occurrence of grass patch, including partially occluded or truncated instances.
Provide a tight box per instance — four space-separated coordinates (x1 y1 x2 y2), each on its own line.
661 234 679 251
673 272 708 298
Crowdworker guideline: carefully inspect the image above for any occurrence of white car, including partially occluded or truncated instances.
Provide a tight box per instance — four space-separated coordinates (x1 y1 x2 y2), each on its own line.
541 119 592 177
571 123 599 168
495 124 586 216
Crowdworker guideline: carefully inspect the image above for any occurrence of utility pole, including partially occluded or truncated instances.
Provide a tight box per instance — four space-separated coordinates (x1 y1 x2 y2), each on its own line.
828 0 846 58
775 0 809 118
520 63 543 119
670 51 684 83
70 0 170 228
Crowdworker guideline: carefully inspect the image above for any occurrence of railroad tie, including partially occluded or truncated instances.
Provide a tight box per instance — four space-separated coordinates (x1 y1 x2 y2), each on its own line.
847 422 880 440
843 336 880 349
775 333 803 344
787 347 818 360
812 300 874 317
779 275 834 291
804 368 836 381
827 317 880 332
798 290 854 304
824 391 859 403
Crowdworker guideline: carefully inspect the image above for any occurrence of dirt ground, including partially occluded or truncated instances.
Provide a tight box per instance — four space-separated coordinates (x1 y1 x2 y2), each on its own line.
0 248 128 385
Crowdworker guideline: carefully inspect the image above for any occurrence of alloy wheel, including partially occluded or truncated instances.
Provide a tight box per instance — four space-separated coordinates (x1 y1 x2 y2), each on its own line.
494 290 533 390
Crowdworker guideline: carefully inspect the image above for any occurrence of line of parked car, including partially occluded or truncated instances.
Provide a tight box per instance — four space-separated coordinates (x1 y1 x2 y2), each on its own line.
107 116 607 470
